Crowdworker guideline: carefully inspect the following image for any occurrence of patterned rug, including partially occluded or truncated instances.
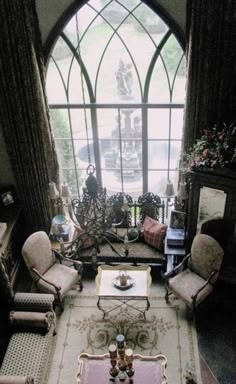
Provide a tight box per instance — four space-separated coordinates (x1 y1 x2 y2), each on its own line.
46 281 202 384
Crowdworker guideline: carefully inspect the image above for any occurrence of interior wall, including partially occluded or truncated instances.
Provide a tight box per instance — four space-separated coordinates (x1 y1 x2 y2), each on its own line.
0 0 186 187
36 0 186 44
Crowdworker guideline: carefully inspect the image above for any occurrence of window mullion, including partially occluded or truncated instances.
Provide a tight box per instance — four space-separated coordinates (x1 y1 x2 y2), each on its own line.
142 105 148 193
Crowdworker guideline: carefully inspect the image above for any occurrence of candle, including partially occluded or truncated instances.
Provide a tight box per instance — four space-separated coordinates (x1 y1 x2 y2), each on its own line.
125 348 133 364
116 334 125 349
61 183 70 198
124 235 129 251
49 182 59 198
109 344 117 359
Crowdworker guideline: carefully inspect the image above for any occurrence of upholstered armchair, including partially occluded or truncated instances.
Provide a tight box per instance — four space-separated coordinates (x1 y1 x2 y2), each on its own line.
164 234 224 316
21 231 83 310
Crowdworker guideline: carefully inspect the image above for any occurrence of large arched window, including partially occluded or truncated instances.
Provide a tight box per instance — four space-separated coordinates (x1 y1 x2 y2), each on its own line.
46 0 186 198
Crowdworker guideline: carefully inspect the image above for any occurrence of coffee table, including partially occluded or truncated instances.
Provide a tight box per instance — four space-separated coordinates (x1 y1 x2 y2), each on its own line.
95 265 152 319
76 353 168 384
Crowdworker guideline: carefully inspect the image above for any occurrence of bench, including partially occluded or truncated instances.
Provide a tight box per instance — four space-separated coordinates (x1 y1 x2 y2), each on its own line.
66 192 167 271
0 293 56 384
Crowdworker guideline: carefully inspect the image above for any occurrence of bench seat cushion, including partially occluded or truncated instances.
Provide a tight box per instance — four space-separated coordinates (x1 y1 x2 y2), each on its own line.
78 241 165 266
0 328 54 384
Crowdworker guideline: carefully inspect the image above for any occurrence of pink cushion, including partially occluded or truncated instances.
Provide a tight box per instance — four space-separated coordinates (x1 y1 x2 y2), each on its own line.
143 216 167 251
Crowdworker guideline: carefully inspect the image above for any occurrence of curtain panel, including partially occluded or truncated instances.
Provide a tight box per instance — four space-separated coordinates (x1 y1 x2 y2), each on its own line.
0 0 59 233
183 0 236 150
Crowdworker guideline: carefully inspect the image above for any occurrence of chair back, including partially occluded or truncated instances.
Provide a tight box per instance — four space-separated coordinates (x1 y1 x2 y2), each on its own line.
22 231 56 281
188 234 224 283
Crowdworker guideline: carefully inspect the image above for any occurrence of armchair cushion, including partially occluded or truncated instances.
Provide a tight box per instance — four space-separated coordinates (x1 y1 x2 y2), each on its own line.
143 216 167 251
188 234 224 283
168 269 214 306
0 330 53 383
36 263 78 297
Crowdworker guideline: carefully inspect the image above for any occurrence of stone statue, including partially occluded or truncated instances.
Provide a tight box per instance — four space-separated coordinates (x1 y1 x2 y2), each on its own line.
115 59 133 96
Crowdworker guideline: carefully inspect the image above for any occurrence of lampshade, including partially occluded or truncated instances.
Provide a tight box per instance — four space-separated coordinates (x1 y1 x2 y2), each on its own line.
49 182 59 198
178 182 188 200
61 183 70 198
164 181 175 197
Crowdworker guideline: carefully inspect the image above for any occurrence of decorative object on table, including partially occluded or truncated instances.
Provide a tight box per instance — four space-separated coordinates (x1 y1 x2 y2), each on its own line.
169 210 186 230
164 180 175 218
108 334 134 381
48 181 71 217
0 185 17 208
166 210 186 247
166 227 185 247
175 179 189 212
183 121 236 172
49 214 71 241
112 270 135 290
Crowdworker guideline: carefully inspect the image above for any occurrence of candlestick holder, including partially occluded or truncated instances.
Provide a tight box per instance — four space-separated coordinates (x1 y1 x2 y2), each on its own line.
109 335 134 381
109 344 119 378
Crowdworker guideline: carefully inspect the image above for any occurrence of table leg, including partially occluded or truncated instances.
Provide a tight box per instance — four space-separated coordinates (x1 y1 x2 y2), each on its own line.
97 297 106 319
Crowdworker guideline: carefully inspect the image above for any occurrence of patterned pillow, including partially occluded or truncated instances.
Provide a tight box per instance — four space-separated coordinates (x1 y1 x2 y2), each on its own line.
143 216 167 251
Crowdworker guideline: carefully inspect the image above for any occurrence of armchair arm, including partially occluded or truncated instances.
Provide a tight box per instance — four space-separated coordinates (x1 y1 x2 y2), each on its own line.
52 248 64 262
191 270 218 302
13 292 54 313
0 376 34 384
31 267 61 292
53 249 82 271
164 253 191 280
62 257 82 268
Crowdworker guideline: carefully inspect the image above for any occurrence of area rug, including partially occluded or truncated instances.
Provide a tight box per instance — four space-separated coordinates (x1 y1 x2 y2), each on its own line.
46 281 202 384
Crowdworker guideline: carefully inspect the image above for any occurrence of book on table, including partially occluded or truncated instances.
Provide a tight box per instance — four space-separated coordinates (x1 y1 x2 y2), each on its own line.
166 227 185 247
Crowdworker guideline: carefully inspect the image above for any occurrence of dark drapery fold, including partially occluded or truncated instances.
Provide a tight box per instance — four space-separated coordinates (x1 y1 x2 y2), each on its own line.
0 0 59 233
183 0 236 150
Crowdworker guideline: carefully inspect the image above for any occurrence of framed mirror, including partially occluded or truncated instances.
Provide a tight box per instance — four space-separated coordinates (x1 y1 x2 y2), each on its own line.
197 186 226 232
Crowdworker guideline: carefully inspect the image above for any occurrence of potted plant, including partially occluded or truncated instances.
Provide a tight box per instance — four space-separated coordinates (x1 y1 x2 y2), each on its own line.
183 121 236 172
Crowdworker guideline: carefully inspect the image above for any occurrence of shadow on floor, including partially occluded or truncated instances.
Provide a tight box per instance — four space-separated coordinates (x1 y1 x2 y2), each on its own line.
196 281 236 384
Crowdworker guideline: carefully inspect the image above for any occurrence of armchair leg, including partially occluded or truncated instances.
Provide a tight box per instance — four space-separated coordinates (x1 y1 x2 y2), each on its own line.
78 281 83 291
165 288 170 303
185 306 194 320
56 291 64 312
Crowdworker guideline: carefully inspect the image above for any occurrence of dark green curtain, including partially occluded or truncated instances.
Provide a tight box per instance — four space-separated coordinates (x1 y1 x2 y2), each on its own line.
183 0 236 150
0 256 14 305
0 0 59 233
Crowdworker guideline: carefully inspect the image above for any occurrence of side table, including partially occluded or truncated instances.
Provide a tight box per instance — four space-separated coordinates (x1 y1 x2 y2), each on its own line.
164 238 186 273
76 353 168 384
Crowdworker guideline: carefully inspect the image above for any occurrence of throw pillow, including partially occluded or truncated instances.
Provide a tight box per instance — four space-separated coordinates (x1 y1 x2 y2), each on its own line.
143 216 167 251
